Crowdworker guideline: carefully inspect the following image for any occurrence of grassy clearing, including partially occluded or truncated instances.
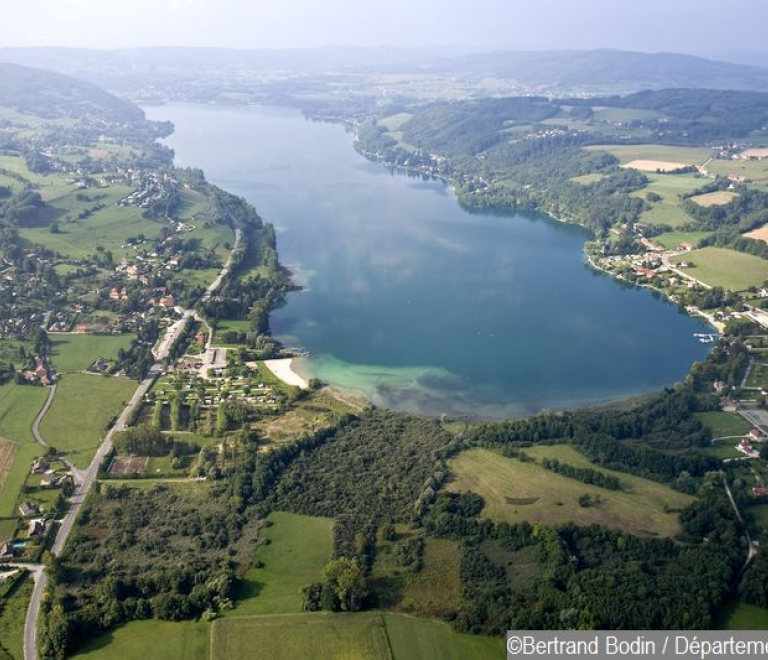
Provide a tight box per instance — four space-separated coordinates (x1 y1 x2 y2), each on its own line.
672 247 768 291
373 531 461 619
211 319 251 345
570 173 607 185
695 411 752 438
689 191 738 207
49 334 133 373
0 573 34 660
586 144 712 166
630 173 706 227
447 445 692 537
212 612 391 660
40 374 136 468
227 511 333 616
718 602 768 630
72 620 210 660
591 107 662 122
384 612 504 660
654 231 712 250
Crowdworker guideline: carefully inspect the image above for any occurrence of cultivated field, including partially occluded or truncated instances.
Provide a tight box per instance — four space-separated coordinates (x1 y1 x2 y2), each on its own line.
671 247 768 291
49 333 134 373
447 445 692 537
0 438 17 505
39 374 137 468
586 144 712 166
211 613 392 660
744 224 768 245
624 160 691 173
740 148 768 159
227 511 333 616
108 456 148 475
689 191 738 207
73 620 209 660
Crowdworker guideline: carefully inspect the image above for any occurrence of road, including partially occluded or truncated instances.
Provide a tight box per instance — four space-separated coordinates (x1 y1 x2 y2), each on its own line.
22 226 242 660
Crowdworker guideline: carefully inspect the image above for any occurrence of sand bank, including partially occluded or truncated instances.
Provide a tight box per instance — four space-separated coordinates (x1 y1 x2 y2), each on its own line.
263 358 308 389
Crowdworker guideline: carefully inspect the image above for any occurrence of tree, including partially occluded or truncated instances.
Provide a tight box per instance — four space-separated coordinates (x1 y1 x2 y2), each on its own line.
323 558 367 612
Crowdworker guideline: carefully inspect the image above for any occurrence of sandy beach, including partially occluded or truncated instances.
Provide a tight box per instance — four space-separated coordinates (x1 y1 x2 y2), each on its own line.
263 358 309 389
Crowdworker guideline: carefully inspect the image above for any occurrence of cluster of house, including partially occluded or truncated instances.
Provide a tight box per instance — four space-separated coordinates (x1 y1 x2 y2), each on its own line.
117 170 178 209
736 426 767 458
23 357 53 386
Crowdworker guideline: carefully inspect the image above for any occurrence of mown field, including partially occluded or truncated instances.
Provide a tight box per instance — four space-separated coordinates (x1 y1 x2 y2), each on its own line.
49 333 133 373
672 247 768 291
707 157 768 190
212 613 392 660
73 620 209 660
227 511 333 616
586 144 713 166
447 445 692 537
39 374 136 468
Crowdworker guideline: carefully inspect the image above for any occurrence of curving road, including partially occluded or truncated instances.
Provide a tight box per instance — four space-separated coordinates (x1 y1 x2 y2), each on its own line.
22 225 242 660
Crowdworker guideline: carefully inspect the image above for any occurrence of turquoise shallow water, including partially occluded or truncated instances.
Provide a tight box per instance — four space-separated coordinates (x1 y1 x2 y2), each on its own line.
146 103 711 418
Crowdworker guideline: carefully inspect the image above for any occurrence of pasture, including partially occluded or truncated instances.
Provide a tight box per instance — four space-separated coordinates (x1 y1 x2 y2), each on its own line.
73 620 209 660
49 333 133 373
0 383 49 519
0 573 34 660
653 231 712 250
631 173 706 227
671 247 768 291
383 613 504 660
39 374 136 468
718 602 768 630
227 511 333 616
586 144 713 166
212 612 391 660
694 411 751 438
707 157 768 190
447 445 692 537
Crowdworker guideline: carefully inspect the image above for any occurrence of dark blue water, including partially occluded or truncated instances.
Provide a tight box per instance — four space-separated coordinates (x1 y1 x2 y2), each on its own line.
146 104 711 418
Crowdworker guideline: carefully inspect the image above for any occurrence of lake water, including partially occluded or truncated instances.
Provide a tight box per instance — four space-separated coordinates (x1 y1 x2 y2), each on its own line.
146 104 711 418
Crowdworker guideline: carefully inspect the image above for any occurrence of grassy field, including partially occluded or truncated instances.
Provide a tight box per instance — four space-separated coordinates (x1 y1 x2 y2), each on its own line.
586 144 713 166
447 445 692 537
707 158 768 190
695 411 752 438
672 247 768 291
212 612 391 660
653 231 712 250
73 620 209 660
591 107 663 122
40 374 136 468
0 383 49 520
211 319 251 345
0 573 33 660
49 334 134 373
629 173 706 227
227 511 333 616
718 602 768 630
384 613 504 660
747 361 768 389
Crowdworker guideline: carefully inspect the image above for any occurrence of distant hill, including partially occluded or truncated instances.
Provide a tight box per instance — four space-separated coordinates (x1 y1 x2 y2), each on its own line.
422 49 768 93
0 61 144 123
2 47 768 98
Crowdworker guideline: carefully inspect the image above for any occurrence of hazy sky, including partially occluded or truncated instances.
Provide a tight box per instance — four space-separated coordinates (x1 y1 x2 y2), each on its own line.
1 0 766 55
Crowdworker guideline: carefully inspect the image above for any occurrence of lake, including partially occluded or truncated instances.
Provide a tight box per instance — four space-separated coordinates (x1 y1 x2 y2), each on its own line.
146 104 711 418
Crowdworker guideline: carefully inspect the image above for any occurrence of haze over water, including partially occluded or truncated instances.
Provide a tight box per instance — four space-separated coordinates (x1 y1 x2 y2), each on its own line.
146 104 711 418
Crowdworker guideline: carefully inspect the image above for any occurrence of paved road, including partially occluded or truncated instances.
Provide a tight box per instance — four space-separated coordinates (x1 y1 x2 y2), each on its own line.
22 226 242 660
30 384 56 449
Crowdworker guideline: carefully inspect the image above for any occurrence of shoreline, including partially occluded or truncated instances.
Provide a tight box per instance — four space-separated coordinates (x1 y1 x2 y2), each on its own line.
262 358 309 389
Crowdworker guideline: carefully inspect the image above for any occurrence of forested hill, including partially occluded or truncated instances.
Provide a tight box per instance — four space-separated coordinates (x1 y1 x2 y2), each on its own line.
0 62 145 123
426 49 768 92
